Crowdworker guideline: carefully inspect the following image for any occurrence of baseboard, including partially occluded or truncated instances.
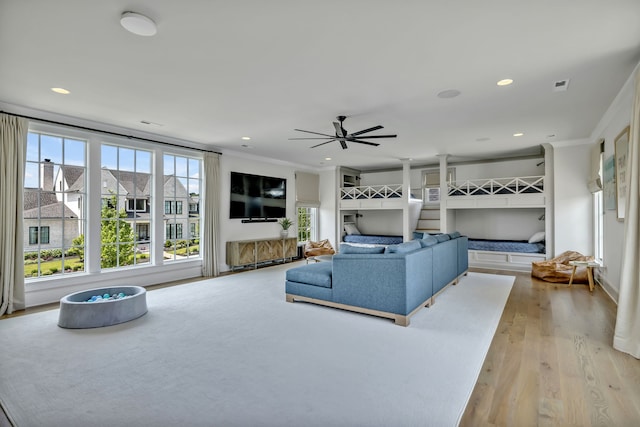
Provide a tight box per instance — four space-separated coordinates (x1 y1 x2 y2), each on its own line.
595 272 618 304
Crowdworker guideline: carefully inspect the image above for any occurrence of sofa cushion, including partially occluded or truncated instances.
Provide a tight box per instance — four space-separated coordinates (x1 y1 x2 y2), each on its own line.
413 231 424 240
340 244 385 254
448 231 461 239
435 234 451 242
419 235 438 247
384 240 421 254
285 262 333 288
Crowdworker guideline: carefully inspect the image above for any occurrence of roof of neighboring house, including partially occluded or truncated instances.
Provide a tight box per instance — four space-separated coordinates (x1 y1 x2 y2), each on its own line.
23 200 78 219
61 165 85 191
117 171 151 196
24 189 58 212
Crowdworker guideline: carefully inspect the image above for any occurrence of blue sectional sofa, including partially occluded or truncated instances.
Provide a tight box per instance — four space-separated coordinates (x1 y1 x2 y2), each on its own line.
285 233 469 326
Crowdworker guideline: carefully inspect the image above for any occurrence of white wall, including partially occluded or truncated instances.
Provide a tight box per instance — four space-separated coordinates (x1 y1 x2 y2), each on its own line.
550 143 592 256
590 68 636 299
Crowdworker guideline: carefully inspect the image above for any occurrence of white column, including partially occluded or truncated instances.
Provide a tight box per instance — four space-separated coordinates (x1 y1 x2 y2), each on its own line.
438 154 449 233
401 159 411 241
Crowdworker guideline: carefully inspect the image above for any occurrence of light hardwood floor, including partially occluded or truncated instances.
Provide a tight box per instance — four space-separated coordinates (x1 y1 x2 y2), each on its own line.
460 269 640 426
2 269 639 426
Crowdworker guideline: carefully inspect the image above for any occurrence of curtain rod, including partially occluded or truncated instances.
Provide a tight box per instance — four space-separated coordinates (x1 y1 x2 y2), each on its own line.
1 111 222 155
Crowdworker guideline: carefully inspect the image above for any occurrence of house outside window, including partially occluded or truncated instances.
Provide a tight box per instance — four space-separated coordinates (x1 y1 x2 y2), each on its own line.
24 131 86 278
164 154 201 261
127 198 147 212
297 207 317 243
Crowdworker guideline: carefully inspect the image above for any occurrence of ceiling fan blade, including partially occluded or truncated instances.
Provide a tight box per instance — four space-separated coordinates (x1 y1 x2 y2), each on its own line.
349 125 384 136
350 139 380 147
289 137 335 140
310 139 337 148
350 134 397 139
340 140 348 149
294 129 335 137
333 122 346 137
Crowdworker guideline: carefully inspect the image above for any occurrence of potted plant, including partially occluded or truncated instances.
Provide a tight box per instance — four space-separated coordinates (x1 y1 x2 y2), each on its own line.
278 218 293 239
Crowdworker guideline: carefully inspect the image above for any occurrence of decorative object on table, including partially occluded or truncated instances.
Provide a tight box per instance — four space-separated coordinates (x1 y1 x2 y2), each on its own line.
614 125 630 220
603 154 616 210
278 217 293 238
531 251 594 284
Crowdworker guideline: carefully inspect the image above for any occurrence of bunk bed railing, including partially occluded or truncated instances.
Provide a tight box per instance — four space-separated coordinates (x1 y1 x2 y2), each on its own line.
340 184 403 200
448 175 544 197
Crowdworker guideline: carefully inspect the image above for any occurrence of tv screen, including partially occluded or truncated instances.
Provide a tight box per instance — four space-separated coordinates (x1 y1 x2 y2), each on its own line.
230 172 287 219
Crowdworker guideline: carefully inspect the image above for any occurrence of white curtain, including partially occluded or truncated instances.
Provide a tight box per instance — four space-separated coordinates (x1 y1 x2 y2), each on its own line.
614 71 640 358
202 152 220 277
0 113 27 315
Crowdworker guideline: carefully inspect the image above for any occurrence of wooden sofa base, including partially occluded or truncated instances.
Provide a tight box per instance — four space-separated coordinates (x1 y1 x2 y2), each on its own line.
285 293 432 327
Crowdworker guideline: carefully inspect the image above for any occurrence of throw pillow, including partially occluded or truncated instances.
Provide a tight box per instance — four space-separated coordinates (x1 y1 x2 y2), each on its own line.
435 234 450 243
340 244 385 254
413 231 424 240
419 235 438 247
384 240 421 254
448 231 461 239
528 231 545 243
344 223 361 235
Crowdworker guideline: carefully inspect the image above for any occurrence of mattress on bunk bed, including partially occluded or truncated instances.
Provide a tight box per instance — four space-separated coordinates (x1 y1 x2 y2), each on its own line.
343 234 403 245
468 238 545 254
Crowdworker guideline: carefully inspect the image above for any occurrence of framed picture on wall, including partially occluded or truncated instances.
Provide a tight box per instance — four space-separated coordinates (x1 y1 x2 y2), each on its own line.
603 155 616 210
614 125 630 221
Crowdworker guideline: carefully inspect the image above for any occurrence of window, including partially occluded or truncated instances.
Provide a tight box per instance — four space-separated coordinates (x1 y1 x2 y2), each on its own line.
594 149 604 262
127 198 147 212
164 154 201 260
101 145 152 269
28 226 50 245
24 131 86 278
24 125 203 285
297 207 317 243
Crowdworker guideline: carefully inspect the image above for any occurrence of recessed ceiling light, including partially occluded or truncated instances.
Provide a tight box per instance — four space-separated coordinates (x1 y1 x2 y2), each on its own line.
51 87 70 94
513 132 524 137
497 79 513 86
437 89 461 99
120 12 157 36
324 157 332 161
241 136 251 140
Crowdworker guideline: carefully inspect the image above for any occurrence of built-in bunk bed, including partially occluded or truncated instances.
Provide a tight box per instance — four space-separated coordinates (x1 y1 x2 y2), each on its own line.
444 175 547 271
338 181 422 246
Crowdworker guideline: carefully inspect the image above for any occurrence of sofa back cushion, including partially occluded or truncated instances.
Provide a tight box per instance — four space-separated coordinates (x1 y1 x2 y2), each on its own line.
285 262 333 288
435 234 451 243
340 244 385 254
419 235 438 247
384 240 422 254
448 231 461 239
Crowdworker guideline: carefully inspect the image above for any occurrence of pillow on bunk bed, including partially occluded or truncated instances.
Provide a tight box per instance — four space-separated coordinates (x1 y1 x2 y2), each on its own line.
340 244 385 254
528 231 545 243
344 223 361 235
419 235 438 247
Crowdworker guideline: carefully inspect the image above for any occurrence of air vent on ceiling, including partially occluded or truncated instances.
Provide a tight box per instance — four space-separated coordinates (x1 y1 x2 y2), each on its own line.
553 79 570 92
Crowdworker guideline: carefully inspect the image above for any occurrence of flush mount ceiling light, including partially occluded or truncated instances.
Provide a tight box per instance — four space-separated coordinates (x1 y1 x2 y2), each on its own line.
120 12 157 36
51 87 70 94
497 79 514 86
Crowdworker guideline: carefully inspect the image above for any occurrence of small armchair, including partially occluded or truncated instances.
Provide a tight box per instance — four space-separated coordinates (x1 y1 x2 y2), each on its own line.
304 239 335 261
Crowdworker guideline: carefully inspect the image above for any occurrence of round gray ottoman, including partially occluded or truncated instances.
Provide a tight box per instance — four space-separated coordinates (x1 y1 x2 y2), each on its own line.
58 286 147 329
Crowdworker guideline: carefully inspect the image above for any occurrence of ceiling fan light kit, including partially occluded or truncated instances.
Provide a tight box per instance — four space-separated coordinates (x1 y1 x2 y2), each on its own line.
290 116 397 149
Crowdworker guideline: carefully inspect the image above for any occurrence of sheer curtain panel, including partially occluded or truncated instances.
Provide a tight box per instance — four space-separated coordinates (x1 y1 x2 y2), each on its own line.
0 113 27 315
202 152 220 277
614 70 640 359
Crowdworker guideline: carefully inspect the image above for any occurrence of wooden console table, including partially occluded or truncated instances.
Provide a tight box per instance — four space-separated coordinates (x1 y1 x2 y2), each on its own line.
226 237 297 270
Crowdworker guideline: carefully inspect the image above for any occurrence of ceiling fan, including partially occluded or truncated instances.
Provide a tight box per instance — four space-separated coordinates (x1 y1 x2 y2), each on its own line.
289 115 397 149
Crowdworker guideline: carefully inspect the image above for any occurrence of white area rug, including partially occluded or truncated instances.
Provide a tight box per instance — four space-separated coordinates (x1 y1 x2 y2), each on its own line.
0 265 514 427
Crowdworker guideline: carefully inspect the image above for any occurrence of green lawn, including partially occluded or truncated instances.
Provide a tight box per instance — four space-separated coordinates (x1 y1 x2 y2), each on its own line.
24 256 84 277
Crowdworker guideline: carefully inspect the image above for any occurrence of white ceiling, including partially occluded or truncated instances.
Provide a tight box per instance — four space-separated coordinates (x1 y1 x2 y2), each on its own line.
1 1 640 170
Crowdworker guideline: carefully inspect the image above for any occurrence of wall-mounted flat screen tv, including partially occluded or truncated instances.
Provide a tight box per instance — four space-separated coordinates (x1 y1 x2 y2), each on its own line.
230 171 287 219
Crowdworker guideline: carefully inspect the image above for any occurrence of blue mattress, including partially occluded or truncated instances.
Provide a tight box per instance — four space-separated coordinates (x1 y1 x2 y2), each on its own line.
343 234 403 245
468 238 545 254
